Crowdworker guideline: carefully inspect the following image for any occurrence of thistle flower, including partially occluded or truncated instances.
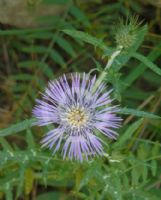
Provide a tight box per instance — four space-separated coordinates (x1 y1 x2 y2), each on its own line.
33 73 121 161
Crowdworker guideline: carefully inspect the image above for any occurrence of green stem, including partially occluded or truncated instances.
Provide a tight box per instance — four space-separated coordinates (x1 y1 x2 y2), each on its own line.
93 46 123 91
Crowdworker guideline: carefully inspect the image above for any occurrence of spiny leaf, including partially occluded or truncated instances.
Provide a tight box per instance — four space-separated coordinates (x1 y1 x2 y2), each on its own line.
0 27 54 36
10 74 33 81
122 42 161 91
151 160 157 177
18 60 54 79
69 5 90 27
25 168 34 195
131 167 140 186
5 183 13 200
0 118 36 137
62 29 107 50
27 31 54 39
119 108 161 119
26 130 36 149
37 62 54 79
132 52 161 76
16 166 25 198
49 49 66 67
0 138 13 152
114 119 143 148
55 35 76 57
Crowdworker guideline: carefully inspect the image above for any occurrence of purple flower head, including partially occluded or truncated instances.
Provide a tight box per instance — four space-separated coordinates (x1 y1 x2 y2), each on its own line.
33 73 122 161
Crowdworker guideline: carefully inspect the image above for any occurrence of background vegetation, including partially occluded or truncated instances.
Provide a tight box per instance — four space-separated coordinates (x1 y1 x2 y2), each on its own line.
0 0 161 199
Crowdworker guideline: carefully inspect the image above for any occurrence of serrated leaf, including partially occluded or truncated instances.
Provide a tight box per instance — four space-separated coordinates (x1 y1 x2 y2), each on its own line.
5 183 13 200
18 60 39 68
137 144 148 160
122 42 161 92
69 5 90 27
119 108 161 119
28 31 54 39
0 27 53 36
25 168 34 195
18 60 54 79
16 166 25 198
21 45 46 53
142 165 148 182
62 29 107 50
151 160 157 177
131 167 140 186
152 141 160 157
38 62 54 79
132 52 161 76
55 35 76 57
10 74 33 81
114 119 143 148
49 49 66 67
0 138 13 152
26 130 36 149
0 118 36 137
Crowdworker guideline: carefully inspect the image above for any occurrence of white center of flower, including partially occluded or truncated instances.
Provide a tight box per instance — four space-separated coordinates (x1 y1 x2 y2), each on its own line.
67 108 88 128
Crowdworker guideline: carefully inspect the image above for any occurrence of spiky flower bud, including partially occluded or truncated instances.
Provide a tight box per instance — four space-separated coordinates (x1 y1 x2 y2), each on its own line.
115 16 142 49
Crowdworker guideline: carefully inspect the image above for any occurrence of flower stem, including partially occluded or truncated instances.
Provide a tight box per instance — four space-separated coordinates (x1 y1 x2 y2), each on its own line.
93 46 123 91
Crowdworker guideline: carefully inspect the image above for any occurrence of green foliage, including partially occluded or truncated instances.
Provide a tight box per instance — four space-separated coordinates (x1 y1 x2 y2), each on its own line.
0 0 161 200
118 108 161 119
0 118 36 137
62 29 107 50
132 52 161 76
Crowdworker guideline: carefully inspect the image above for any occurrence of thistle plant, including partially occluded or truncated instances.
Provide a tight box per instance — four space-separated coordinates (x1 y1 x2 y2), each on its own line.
1 3 161 199
32 16 152 162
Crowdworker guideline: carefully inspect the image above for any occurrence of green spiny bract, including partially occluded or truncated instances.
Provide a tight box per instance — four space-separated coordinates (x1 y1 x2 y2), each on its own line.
115 16 143 49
